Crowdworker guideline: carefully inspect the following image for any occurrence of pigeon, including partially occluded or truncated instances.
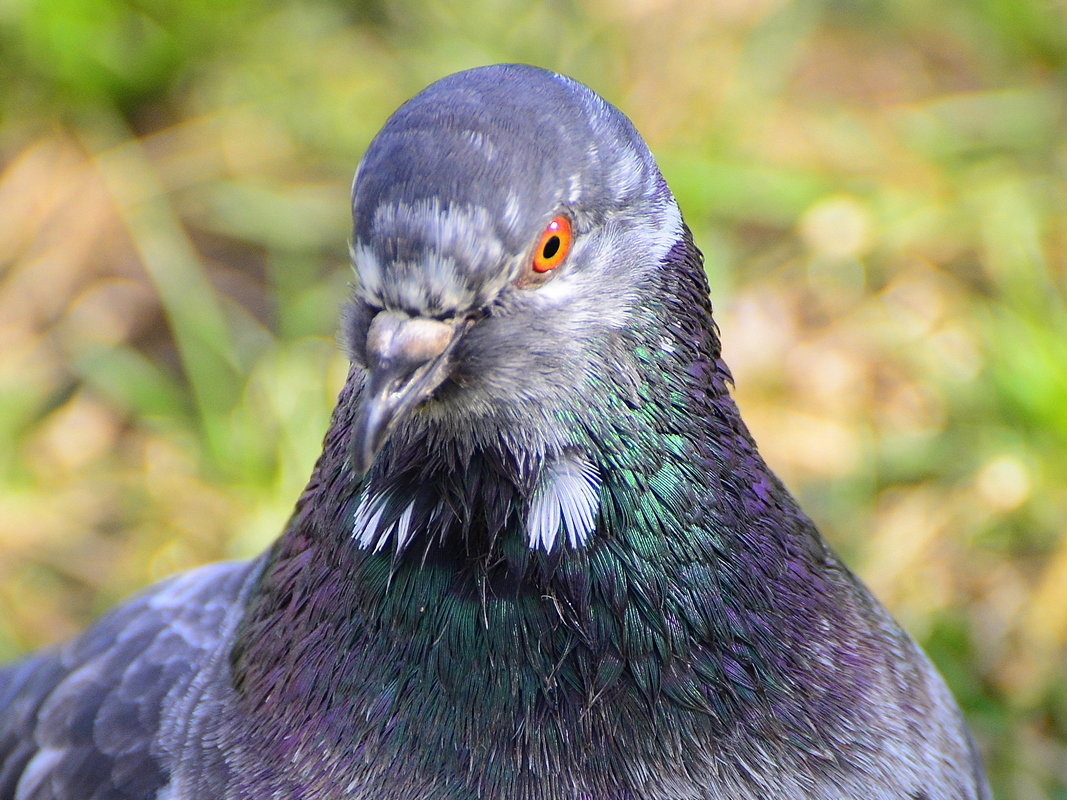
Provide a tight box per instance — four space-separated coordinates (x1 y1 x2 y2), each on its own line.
0 63 990 800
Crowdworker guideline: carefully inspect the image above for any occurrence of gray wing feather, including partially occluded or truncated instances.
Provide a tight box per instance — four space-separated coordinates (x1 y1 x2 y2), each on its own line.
0 561 258 800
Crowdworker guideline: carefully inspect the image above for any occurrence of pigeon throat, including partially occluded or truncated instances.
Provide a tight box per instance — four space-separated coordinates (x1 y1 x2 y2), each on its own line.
229 236 871 795
351 445 601 555
342 228 731 559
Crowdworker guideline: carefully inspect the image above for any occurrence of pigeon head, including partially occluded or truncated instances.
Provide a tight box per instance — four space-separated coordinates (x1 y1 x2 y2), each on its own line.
346 64 684 483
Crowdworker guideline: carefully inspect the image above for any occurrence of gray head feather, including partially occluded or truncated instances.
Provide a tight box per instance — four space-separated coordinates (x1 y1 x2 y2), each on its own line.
344 64 686 551
350 63 670 316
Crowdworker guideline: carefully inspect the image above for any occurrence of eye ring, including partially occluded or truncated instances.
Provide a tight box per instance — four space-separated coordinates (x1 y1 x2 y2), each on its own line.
532 215 572 273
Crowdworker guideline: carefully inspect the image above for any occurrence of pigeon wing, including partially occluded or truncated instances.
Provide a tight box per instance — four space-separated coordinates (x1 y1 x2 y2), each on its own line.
0 560 258 800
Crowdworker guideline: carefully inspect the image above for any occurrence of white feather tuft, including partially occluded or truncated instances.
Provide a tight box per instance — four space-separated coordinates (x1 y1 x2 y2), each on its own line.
527 454 601 551
352 489 391 550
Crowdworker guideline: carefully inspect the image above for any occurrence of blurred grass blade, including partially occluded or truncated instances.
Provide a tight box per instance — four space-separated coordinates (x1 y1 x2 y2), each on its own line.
91 129 244 454
72 343 191 421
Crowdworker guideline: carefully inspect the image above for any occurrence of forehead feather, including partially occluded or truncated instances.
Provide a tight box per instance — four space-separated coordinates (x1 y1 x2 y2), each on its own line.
351 65 656 250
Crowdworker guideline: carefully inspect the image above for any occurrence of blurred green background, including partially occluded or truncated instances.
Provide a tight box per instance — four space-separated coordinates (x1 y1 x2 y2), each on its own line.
0 0 1065 796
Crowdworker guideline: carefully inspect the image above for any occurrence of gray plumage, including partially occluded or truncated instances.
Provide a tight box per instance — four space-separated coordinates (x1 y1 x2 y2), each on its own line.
0 64 990 800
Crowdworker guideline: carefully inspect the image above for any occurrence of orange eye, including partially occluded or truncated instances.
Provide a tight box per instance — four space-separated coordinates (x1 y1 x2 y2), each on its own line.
532 215 572 273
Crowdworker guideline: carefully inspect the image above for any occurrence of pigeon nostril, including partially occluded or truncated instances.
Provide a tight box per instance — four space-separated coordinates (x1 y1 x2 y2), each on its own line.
365 312 454 373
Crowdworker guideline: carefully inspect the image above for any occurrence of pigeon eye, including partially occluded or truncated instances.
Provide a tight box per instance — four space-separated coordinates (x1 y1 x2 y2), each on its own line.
531 215 572 273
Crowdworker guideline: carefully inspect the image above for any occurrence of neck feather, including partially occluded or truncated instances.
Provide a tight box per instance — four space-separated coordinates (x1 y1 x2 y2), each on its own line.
229 233 872 794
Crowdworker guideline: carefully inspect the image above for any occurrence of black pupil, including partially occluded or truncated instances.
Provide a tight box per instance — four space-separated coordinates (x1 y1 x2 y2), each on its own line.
542 235 561 260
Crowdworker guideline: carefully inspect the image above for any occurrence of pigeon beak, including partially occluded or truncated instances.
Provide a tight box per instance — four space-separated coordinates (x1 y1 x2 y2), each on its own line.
350 311 467 475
